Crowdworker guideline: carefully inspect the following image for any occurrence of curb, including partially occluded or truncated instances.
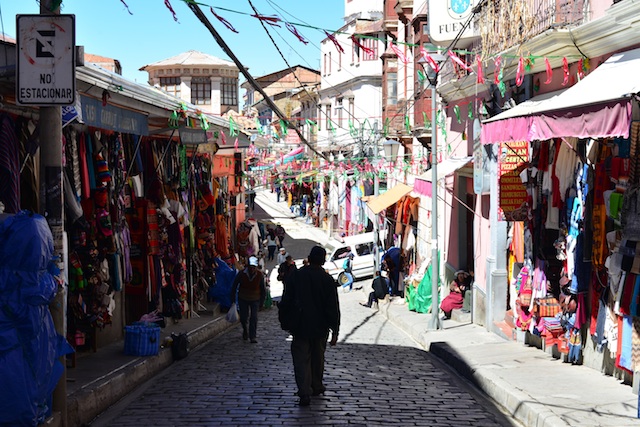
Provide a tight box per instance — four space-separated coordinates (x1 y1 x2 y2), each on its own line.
67 316 235 427
427 338 570 427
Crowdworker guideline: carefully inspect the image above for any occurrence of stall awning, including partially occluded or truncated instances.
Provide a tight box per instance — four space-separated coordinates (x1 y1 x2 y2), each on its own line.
366 183 413 215
413 157 473 197
481 47 640 144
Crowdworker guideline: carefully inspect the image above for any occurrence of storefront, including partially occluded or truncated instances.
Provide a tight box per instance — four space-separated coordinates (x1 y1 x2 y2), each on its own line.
480 47 640 380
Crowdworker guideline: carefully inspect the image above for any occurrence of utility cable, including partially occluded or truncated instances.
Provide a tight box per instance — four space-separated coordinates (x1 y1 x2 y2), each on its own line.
184 1 329 161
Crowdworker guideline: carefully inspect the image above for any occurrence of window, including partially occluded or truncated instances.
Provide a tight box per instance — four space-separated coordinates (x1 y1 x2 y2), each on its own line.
337 98 343 128
387 72 397 105
355 243 372 256
160 77 181 97
326 105 331 130
348 99 354 120
328 52 332 74
423 23 429 35
191 77 211 105
338 50 342 70
363 38 377 61
318 106 323 131
222 77 238 106
323 53 327 75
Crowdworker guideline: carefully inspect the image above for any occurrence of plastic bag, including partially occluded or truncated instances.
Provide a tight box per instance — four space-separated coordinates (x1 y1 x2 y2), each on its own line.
226 303 239 323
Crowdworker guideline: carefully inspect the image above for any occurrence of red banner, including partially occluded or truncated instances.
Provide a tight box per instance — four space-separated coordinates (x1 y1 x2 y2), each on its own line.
498 141 528 221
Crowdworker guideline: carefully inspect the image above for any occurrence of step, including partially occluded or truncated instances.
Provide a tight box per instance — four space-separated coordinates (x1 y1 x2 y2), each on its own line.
451 309 471 323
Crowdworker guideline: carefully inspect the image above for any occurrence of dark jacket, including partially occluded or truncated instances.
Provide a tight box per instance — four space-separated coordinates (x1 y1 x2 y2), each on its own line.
371 276 388 299
281 264 340 338
230 268 266 303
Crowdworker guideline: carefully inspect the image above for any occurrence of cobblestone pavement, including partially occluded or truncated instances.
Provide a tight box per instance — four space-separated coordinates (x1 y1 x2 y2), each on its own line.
92 291 518 427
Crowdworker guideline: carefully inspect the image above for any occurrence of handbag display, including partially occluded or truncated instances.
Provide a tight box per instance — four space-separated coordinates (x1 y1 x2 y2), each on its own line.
534 296 562 318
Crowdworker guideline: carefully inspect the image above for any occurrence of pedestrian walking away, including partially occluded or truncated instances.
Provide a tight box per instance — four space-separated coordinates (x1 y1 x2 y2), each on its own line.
230 256 266 343
279 245 340 407
275 223 286 248
266 233 278 261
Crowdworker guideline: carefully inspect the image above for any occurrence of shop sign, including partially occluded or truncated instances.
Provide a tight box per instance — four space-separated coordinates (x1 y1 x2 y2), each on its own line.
80 95 148 135
179 126 207 145
498 141 528 221
427 0 478 45
17 14 75 105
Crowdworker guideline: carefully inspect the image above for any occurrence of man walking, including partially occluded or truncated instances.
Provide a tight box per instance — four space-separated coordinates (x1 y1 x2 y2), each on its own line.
230 256 266 343
279 246 340 406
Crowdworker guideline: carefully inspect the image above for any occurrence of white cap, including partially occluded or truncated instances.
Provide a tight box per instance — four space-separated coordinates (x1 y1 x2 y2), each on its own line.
248 256 259 266
280 247 286 252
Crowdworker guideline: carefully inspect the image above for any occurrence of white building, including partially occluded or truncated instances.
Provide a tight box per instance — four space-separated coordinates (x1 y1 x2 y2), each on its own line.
317 1 384 157
140 50 240 116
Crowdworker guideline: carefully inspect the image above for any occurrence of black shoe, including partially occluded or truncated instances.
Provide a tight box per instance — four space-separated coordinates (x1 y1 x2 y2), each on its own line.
250 338 258 343
312 387 326 396
298 395 310 406
359 302 371 308
243 331 248 340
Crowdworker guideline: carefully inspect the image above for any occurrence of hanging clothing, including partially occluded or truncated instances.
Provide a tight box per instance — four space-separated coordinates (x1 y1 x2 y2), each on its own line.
0 114 20 213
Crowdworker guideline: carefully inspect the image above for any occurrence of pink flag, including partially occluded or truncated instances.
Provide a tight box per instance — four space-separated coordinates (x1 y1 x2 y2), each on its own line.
544 57 553 84
324 31 345 54
515 57 525 87
448 50 472 71
391 43 410 64
562 57 570 86
419 47 440 73
476 55 485 84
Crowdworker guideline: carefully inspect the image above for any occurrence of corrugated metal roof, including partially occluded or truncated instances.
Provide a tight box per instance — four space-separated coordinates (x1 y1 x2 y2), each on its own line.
355 19 384 35
139 50 236 70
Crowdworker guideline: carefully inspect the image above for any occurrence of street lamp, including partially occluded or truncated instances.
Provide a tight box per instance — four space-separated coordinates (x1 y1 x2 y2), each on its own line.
418 52 447 330
382 139 401 162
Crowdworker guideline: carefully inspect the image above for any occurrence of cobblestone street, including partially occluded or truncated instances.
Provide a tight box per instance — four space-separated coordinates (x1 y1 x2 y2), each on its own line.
92 291 516 427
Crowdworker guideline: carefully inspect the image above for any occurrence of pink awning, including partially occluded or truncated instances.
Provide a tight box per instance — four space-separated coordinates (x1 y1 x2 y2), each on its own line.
481 47 640 144
481 100 631 144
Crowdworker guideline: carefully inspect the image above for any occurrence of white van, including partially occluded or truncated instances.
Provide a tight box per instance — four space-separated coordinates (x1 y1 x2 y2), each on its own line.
322 232 381 285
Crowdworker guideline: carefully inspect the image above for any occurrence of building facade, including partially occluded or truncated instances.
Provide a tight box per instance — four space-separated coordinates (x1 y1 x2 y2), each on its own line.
140 50 240 115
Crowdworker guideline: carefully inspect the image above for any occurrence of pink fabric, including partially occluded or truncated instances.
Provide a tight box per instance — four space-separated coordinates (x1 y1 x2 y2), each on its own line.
413 179 431 197
440 292 463 313
482 100 632 144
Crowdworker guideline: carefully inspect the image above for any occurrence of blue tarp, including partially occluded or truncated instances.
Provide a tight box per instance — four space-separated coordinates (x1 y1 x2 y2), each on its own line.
0 212 73 426
207 257 237 309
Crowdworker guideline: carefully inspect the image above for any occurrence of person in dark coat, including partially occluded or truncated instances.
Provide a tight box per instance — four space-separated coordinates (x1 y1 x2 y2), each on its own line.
360 271 388 308
230 256 266 343
280 245 340 406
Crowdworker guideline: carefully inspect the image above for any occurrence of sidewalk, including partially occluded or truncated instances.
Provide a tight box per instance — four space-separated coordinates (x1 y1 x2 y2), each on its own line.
258 188 640 426
62 189 640 427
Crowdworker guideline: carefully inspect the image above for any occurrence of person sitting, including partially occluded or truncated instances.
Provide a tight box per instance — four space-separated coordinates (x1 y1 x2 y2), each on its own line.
440 270 472 319
360 271 388 308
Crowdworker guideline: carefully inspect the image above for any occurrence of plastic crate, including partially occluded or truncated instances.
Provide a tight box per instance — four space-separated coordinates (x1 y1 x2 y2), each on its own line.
124 324 161 356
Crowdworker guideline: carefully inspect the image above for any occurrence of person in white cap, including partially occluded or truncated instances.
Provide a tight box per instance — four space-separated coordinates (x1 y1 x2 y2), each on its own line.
230 256 266 343
277 247 289 265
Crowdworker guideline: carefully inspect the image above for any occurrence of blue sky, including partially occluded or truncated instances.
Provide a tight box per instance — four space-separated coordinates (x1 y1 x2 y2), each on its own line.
1 0 344 83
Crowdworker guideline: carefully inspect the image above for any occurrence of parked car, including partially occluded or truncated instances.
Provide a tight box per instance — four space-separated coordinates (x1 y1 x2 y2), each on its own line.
322 232 381 285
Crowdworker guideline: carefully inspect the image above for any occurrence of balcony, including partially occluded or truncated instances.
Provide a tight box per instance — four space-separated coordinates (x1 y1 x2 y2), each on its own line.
473 0 586 57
